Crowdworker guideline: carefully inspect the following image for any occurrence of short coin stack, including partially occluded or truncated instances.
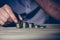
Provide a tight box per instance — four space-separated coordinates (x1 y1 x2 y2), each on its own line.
16 21 46 29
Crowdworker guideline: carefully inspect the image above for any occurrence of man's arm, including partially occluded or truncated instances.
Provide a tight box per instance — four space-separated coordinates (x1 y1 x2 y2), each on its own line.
35 0 60 20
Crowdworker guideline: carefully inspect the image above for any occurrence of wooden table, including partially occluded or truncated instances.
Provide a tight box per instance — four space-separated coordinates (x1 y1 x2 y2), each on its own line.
0 24 60 40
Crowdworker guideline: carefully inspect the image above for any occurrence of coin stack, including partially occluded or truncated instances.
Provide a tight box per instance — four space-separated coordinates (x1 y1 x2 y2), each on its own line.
16 21 46 29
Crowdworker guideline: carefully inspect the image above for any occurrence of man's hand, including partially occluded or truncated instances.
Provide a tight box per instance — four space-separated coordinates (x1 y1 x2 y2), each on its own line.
0 4 18 25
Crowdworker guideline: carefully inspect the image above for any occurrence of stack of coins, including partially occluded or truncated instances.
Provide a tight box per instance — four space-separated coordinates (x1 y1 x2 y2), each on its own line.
35 25 41 28
16 23 20 29
35 25 38 28
29 23 34 28
23 22 26 28
25 22 29 28
29 23 32 28
16 21 23 29
23 22 29 28
19 21 23 28
40 25 46 28
16 20 46 29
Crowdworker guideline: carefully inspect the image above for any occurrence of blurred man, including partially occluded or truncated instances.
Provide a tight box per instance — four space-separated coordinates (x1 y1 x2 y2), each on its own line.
0 0 60 26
